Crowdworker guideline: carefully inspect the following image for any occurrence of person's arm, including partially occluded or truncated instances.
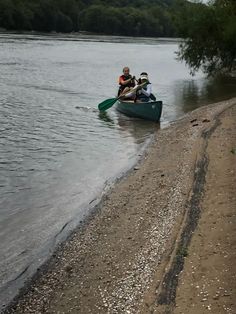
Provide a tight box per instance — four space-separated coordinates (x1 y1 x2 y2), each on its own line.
119 76 135 86
141 84 152 97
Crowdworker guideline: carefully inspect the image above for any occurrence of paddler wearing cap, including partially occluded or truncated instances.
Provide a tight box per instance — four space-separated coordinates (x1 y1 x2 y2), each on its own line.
135 72 152 102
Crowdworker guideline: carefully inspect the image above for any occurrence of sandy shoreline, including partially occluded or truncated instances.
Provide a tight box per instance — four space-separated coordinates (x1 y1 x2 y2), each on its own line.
4 98 236 314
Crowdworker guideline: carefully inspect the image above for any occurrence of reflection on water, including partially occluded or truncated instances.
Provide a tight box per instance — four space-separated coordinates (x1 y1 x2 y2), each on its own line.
98 110 158 144
116 113 159 144
98 111 115 125
0 33 236 309
173 75 236 114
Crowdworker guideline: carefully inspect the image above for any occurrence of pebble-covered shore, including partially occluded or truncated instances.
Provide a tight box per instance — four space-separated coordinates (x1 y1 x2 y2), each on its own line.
4 98 236 314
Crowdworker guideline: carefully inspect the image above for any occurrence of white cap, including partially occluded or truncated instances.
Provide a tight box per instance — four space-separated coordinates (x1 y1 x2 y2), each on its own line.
140 74 148 81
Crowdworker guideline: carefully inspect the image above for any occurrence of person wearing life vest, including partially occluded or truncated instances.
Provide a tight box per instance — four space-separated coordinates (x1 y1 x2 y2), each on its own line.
118 66 136 97
135 72 152 102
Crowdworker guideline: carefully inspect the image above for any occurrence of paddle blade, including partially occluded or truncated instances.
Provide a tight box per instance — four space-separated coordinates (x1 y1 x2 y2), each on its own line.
98 98 117 111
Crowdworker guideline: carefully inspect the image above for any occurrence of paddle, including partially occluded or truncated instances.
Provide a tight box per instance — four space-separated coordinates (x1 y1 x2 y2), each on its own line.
98 97 119 112
98 83 146 112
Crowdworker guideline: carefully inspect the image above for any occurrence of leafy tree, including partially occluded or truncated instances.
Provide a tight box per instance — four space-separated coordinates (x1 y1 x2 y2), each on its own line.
13 1 34 30
31 0 57 31
56 0 81 31
56 11 73 33
177 0 236 76
0 0 188 35
0 0 15 29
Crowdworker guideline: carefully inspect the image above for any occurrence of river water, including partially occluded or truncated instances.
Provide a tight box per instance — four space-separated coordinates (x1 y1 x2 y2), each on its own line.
0 33 236 308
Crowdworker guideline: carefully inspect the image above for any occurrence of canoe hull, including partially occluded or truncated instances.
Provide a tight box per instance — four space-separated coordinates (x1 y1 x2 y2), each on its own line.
115 100 162 122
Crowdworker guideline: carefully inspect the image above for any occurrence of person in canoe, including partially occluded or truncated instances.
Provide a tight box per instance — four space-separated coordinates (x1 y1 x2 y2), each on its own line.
135 72 152 102
117 66 136 98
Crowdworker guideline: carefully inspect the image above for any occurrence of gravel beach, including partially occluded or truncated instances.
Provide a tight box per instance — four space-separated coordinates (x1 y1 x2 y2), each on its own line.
4 98 236 314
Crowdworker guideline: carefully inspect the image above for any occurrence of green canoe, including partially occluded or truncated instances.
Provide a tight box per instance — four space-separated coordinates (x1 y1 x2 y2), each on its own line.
115 100 163 122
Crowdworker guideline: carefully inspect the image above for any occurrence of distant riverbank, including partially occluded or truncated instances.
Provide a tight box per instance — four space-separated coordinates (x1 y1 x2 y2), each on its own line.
0 31 182 43
5 98 236 314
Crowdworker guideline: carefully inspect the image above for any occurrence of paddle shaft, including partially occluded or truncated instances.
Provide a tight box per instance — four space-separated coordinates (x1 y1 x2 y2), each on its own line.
119 81 147 98
98 82 147 111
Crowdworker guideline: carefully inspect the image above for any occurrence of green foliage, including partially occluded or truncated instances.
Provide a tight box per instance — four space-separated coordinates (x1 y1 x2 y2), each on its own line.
0 0 82 32
0 0 15 29
0 0 188 36
177 0 236 76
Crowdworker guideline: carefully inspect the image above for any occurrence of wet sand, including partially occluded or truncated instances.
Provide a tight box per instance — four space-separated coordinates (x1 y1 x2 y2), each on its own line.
4 98 236 314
